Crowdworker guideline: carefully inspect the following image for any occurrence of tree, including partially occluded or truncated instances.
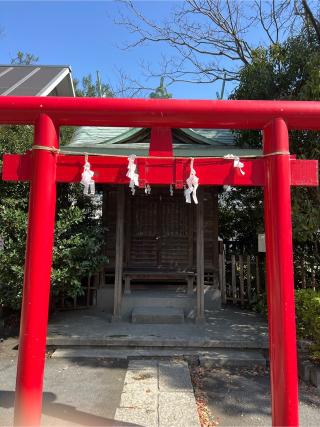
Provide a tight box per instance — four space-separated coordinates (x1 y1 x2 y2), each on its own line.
73 73 113 98
116 0 318 86
149 77 172 98
0 126 107 311
218 27 320 287
0 55 107 311
11 51 39 65
301 0 320 45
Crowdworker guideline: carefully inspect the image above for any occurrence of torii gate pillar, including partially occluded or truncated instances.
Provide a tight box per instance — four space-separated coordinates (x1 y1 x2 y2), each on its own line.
263 118 299 426
14 114 58 426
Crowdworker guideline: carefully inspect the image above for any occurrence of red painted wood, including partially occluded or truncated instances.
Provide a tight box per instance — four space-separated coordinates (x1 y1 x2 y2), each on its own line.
14 115 58 426
290 159 318 186
149 127 173 157
1 96 320 129
0 95 318 427
137 157 147 188
263 119 299 426
2 153 32 181
2 153 318 187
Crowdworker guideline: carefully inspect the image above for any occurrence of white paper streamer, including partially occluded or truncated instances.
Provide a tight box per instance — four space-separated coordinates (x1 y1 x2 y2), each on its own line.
224 154 245 175
145 184 151 195
80 161 95 196
184 158 199 204
126 154 139 195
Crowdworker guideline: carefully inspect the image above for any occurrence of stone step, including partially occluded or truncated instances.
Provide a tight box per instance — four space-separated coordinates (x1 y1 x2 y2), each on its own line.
132 307 185 324
199 349 267 368
51 347 267 368
121 293 196 319
47 336 269 349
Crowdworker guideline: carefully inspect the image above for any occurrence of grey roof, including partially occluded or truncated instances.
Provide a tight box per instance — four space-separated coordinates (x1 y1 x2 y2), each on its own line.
0 65 75 96
65 126 262 157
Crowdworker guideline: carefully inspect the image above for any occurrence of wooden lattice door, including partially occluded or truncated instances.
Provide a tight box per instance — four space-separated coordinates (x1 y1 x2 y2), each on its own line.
128 190 192 270
158 194 191 270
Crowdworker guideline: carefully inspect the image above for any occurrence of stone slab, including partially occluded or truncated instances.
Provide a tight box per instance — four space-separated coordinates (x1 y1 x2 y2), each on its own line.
114 407 157 427
158 392 200 427
199 349 266 368
119 390 158 411
159 361 193 392
132 306 184 324
122 360 158 393
114 359 200 427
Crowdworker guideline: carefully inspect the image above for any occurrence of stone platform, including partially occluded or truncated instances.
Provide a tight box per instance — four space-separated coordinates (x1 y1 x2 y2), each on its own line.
47 306 269 351
132 306 185 324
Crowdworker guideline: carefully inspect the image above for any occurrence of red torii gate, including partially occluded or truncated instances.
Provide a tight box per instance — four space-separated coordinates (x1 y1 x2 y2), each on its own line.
0 97 319 427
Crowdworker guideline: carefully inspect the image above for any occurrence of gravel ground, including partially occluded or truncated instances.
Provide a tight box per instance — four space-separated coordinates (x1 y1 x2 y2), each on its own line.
202 367 320 427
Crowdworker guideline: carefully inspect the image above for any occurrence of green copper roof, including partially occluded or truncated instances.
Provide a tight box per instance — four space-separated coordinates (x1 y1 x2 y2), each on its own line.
64 126 262 157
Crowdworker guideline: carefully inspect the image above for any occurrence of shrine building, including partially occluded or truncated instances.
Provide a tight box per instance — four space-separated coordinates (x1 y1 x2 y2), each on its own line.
64 126 261 320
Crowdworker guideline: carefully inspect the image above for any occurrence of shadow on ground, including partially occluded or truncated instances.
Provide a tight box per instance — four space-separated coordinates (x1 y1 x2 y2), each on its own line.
202 367 320 427
0 390 142 426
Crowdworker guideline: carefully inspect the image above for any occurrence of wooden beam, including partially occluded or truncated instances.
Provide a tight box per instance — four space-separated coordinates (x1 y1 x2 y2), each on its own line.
2 153 318 187
113 185 125 321
211 189 219 286
101 185 109 285
124 191 132 294
219 250 227 304
2 96 320 130
256 255 261 297
247 255 252 304
149 127 173 157
239 255 245 307
196 189 205 322
232 255 237 304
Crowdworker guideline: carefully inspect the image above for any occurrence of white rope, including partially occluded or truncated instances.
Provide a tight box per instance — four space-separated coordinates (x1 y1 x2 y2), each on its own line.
263 151 290 157
32 145 60 154
31 145 291 160
224 154 245 175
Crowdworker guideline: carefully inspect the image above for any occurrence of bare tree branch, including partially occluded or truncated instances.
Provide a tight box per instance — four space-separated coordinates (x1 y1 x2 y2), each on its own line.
115 0 304 87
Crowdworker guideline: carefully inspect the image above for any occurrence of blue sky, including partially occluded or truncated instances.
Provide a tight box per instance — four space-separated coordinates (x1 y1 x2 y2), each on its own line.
0 1 256 99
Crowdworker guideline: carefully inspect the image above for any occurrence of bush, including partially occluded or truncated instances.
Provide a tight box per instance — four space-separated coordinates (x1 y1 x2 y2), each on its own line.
295 289 320 362
251 289 320 362
0 124 108 312
0 191 107 311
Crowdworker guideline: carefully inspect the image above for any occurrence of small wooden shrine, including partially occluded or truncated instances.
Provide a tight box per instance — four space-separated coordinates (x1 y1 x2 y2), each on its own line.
66 126 262 318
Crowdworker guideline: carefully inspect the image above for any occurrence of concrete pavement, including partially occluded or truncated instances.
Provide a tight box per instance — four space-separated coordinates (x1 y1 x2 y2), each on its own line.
1 337 320 426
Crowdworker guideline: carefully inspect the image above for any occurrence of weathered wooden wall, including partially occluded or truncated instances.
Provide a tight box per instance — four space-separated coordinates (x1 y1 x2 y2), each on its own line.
102 185 219 285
